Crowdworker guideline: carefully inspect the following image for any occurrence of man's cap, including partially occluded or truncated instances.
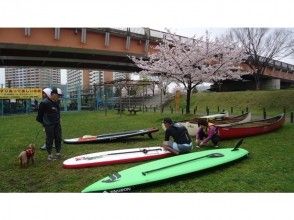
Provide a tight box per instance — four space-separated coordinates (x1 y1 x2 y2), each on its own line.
51 88 63 96
163 117 173 124
42 88 52 97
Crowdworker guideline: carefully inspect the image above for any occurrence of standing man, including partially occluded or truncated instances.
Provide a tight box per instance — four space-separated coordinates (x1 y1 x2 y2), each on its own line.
40 88 52 150
162 117 193 155
36 88 63 160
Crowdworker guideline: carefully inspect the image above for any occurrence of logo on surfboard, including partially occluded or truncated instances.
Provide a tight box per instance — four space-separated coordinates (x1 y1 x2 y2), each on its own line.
102 172 122 183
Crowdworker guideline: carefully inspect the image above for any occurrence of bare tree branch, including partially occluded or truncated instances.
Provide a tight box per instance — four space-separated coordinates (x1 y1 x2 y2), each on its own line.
230 28 294 89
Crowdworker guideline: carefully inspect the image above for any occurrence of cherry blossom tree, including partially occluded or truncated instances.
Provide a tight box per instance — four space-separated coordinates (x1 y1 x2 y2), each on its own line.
131 31 247 114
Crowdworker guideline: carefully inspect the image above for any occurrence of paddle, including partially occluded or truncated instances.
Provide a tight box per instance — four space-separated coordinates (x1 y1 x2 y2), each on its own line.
141 152 224 176
75 147 164 161
231 139 244 151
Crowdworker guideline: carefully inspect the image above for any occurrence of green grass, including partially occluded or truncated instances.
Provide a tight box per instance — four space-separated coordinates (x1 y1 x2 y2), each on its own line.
0 89 293 192
0 111 293 192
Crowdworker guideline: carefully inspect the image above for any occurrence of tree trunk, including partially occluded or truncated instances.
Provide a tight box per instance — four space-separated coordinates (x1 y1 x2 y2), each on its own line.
163 88 166 96
254 72 260 90
218 82 222 92
160 88 163 107
186 87 191 114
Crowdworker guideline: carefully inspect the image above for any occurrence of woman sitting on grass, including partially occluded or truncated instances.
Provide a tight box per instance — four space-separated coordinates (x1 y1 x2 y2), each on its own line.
196 118 220 148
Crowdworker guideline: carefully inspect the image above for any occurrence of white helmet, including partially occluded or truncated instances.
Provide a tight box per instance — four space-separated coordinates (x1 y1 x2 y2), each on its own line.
42 88 52 98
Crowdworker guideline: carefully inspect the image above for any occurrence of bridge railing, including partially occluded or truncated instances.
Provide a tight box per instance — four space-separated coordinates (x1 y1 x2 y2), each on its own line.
111 28 294 72
107 27 191 42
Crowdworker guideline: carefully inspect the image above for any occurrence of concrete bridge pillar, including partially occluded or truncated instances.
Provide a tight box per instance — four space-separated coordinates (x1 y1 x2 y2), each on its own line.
261 78 280 90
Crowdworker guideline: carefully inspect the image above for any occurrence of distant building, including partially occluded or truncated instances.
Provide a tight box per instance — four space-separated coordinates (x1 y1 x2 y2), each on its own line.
89 70 104 86
5 67 61 88
113 72 128 81
67 69 84 93
67 69 129 93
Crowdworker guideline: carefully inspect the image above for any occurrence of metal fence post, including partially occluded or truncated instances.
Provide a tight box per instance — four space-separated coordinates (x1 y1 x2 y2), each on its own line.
263 108 266 119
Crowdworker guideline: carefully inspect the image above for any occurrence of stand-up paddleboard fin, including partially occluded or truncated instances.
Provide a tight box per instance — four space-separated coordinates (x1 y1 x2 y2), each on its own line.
102 172 121 183
147 133 153 138
231 139 243 151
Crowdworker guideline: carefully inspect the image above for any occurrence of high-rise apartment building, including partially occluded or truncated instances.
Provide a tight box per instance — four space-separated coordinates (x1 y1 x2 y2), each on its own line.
5 67 61 88
113 71 128 81
66 69 131 98
67 69 83 93
89 70 104 86
67 69 114 89
67 69 98 97
67 69 129 90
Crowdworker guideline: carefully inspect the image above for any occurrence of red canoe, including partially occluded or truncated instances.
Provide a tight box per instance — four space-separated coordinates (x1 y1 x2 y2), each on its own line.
218 114 285 139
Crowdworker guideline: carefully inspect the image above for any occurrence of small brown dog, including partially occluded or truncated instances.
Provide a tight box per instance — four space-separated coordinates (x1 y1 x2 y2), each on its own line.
18 144 36 168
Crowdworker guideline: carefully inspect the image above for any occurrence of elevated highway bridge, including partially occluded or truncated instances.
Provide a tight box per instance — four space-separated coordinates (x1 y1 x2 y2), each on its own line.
0 28 293 83
0 28 166 71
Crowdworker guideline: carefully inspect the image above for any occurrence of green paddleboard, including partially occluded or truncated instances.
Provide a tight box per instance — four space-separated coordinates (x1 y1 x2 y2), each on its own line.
82 147 249 192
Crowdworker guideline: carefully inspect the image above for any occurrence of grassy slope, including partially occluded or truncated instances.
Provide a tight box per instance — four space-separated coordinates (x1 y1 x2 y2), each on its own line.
0 90 293 192
180 89 294 116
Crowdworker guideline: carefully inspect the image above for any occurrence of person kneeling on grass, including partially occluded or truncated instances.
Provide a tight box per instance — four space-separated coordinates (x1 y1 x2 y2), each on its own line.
196 118 220 148
162 117 193 155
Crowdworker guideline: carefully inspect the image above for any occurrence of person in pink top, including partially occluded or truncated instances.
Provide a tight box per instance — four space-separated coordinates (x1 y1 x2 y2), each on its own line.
196 118 220 148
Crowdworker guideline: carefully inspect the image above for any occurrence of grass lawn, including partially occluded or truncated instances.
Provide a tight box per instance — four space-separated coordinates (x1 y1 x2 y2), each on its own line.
0 109 293 192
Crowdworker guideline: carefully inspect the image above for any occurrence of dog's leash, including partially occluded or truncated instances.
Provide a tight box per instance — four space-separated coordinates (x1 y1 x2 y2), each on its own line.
32 128 42 144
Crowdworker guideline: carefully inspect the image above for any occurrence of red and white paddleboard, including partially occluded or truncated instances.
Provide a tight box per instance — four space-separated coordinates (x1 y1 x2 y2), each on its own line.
63 146 172 169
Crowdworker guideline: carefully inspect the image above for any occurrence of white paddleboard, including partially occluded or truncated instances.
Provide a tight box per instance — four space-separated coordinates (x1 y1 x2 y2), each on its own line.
63 146 172 169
